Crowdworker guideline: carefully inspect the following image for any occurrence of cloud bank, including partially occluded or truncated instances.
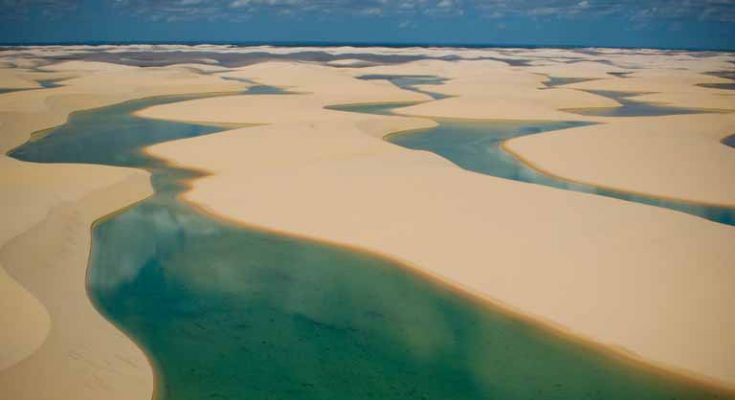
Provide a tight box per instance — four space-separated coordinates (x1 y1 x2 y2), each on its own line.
2 0 734 22
1 0 77 17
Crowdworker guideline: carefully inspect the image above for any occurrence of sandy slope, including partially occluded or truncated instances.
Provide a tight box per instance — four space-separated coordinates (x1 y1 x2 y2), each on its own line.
353 58 735 210
140 61 735 389
0 69 41 90
564 69 735 111
0 61 246 399
345 59 618 121
2 49 734 398
505 113 735 207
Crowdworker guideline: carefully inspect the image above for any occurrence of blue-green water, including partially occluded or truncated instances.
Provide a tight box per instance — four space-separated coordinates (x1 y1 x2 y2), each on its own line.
360 75 451 99
0 79 64 95
339 75 735 226
222 76 295 95
723 134 735 148
698 83 735 90
8 93 732 399
544 77 593 88
38 79 64 88
569 90 703 117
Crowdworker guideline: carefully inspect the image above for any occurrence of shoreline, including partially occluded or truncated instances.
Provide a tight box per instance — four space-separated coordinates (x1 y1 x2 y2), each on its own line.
3 51 735 398
141 130 735 394
170 165 735 395
500 139 735 211
0 61 247 399
140 61 735 387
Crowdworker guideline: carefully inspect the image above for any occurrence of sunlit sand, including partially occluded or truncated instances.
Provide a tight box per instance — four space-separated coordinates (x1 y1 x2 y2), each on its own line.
1 46 734 399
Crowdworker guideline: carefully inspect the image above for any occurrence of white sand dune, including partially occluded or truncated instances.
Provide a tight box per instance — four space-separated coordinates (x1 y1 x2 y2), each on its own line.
0 61 246 399
1 48 734 399
139 60 735 389
505 113 735 207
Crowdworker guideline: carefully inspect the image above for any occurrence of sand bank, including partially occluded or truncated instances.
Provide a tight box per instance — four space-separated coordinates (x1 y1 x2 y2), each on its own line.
139 61 735 389
0 61 246 399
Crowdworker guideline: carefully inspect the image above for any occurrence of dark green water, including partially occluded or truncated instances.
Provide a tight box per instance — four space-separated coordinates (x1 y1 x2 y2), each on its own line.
8 93 731 399
338 76 735 226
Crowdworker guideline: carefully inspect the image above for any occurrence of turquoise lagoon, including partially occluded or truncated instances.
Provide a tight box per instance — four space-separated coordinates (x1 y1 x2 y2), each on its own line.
333 75 735 226
8 91 730 399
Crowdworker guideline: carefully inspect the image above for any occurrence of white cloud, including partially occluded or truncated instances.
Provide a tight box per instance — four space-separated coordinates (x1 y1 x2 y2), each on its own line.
3 0 734 23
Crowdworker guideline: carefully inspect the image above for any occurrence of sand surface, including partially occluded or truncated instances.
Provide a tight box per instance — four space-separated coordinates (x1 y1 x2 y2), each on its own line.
345 60 619 121
349 58 735 208
505 113 735 207
564 69 735 111
140 59 735 390
2 48 735 398
0 61 246 399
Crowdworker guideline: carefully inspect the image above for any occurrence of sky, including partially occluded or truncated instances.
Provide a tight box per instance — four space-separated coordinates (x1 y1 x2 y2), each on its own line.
0 0 734 50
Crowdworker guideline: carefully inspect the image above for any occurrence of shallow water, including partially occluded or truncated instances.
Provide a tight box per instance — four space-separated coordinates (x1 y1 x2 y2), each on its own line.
543 76 593 87
568 90 702 117
698 82 735 90
8 92 730 399
345 75 735 226
360 74 451 99
724 134 735 148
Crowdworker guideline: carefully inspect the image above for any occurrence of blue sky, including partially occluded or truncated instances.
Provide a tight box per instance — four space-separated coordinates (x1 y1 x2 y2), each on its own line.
1 0 734 49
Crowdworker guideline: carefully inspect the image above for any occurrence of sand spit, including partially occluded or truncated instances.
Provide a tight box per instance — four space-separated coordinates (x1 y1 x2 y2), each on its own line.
0 61 246 399
140 61 735 388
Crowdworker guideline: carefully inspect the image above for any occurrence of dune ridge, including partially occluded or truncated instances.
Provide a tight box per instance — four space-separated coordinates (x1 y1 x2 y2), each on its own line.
0 61 246 399
139 61 735 389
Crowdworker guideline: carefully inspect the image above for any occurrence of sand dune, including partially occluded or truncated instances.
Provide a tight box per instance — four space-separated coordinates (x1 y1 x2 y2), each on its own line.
345 60 618 120
352 58 735 207
0 61 246 399
505 113 735 207
140 60 735 388
2 48 734 398
565 69 735 111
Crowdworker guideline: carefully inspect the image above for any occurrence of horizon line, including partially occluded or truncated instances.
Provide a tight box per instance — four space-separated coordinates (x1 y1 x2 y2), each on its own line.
1 40 733 53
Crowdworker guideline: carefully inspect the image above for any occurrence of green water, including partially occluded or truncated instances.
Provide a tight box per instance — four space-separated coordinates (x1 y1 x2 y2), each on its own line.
8 92 730 399
338 75 735 226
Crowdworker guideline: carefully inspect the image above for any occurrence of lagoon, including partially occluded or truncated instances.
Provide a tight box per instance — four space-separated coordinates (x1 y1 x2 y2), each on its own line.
9 92 727 399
